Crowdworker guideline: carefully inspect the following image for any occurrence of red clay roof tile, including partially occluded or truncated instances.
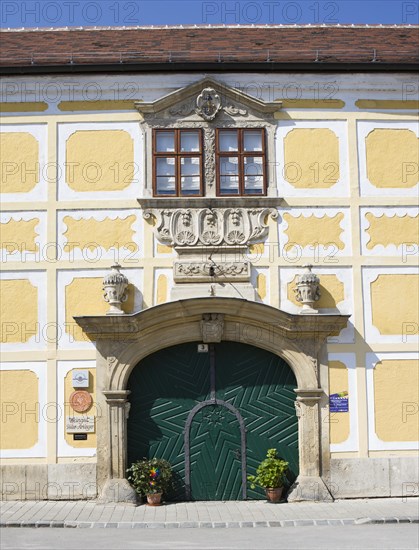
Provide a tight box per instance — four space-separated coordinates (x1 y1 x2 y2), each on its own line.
1 26 417 69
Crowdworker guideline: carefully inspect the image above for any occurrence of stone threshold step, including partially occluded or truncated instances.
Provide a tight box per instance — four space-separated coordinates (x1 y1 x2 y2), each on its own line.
1 517 418 529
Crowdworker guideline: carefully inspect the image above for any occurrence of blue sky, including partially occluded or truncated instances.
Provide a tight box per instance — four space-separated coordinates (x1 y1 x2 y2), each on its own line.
1 0 418 28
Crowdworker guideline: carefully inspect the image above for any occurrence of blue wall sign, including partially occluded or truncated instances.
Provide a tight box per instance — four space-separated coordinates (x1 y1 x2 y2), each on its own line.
330 393 349 413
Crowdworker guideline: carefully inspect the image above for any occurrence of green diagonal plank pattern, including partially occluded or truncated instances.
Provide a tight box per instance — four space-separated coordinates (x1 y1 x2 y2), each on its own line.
127 341 298 501
190 405 243 501
214 342 298 500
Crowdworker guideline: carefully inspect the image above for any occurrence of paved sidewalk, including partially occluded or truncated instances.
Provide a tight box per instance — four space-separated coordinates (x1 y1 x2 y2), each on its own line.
1 498 418 529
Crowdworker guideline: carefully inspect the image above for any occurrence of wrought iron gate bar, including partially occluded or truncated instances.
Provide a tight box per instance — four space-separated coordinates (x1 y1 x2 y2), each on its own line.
210 344 216 400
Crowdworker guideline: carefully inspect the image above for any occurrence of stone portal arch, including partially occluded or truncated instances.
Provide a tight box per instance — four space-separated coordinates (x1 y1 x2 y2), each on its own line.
75 296 349 504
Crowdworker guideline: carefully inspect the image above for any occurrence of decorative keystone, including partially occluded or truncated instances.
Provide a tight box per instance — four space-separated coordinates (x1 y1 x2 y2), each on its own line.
103 264 128 315
201 313 224 343
294 265 321 314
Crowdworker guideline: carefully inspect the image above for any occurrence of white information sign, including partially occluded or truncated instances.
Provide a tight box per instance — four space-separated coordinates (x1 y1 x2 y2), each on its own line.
66 416 95 433
72 370 89 388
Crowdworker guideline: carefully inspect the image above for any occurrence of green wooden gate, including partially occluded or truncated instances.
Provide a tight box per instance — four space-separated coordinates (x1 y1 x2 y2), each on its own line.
127 341 298 501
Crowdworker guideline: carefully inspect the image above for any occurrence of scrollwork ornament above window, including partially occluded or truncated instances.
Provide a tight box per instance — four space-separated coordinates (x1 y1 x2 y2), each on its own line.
143 206 278 247
195 88 222 121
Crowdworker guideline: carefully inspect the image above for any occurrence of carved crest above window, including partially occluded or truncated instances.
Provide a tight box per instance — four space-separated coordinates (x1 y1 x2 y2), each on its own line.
134 76 282 124
195 87 222 121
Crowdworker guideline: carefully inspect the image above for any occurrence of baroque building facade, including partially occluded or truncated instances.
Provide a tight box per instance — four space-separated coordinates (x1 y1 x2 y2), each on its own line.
0 25 418 502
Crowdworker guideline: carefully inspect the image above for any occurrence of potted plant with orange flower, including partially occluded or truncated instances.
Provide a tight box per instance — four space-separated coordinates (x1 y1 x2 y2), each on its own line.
127 457 172 506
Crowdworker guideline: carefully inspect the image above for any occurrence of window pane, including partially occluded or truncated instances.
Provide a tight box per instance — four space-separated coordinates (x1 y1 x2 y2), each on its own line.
181 175 201 194
244 177 264 193
219 156 239 175
156 176 176 195
244 156 264 193
219 130 238 152
220 175 239 194
156 157 175 176
243 130 263 152
156 132 175 152
181 157 200 176
181 131 200 152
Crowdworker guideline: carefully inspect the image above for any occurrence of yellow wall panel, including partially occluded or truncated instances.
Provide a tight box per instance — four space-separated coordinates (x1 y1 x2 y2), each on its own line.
371 274 419 335
374 359 419 441
65 277 134 341
257 273 267 300
248 243 264 256
0 218 39 252
329 361 350 444
283 128 340 188
156 274 167 304
64 368 96 448
58 100 135 111
366 129 418 188
156 244 173 254
283 213 345 250
365 213 419 249
356 99 419 110
63 215 137 252
0 102 48 112
281 99 345 109
0 370 38 449
288 274 344 309
0 280 38 343
65 130 134 191
0 132 39 193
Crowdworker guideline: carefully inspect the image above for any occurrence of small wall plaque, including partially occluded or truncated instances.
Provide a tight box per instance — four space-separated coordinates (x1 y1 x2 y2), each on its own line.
70 390 93 413
66 416 95 433
73 433 87 441
72 370 89 388
197 344 209 353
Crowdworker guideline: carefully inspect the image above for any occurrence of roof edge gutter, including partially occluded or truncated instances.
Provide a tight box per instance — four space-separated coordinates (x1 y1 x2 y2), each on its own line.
1 61 418 76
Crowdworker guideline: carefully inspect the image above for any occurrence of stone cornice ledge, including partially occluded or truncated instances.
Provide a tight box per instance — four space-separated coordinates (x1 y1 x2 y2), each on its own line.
138 197 283 209
74 297 350 339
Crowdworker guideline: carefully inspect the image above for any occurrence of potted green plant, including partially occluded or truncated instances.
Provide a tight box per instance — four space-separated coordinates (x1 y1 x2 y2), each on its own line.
248 448 289 503
127 457 173 506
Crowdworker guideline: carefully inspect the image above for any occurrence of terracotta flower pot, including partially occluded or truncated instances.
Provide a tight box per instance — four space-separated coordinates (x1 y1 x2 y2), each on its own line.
146 492 163 506
265 487 283 503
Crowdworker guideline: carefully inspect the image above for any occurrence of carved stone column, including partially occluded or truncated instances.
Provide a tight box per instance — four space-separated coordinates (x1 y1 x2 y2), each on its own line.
98 390 137 504
287 389 333 502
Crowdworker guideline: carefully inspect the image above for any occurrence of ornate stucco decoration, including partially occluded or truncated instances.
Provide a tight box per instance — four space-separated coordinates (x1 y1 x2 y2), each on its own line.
174 261 250 283
144 206 278 289
135 77 281 121
294 265 321 314
143 207 278 248
169 96 248 119
204 127 216 188
195 87 222 120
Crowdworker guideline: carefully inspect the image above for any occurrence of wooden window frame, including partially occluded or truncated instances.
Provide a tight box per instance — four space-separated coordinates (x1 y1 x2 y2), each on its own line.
153 129 204 197
216 128 267 197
